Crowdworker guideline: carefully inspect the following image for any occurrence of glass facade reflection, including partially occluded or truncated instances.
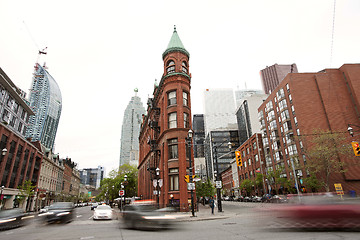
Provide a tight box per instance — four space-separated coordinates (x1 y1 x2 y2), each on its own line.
26 63 62 150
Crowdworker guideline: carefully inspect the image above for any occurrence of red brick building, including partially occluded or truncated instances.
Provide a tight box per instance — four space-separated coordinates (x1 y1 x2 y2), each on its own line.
236 133 266 196
138 27 194 210
258 64 360 194
221 166 233 196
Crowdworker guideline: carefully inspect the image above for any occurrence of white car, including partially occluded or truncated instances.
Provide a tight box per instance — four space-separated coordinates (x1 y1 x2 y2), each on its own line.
93 205 114 220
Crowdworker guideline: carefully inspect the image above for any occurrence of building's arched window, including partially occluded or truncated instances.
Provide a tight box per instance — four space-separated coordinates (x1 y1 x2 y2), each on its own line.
182 61 188 74
167 60 175 74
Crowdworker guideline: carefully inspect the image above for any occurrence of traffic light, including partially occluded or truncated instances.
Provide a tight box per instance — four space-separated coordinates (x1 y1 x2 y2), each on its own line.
184 175 189 183
351 142 360 156
235 150 242 166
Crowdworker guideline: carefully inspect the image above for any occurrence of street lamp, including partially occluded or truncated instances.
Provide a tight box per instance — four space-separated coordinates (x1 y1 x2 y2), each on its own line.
186 129 195 217
348 125 354 137
213 141 232 212
155 167 160 208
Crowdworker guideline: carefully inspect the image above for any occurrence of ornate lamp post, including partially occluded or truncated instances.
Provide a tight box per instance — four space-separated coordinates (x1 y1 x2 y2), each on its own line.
155 168 160 208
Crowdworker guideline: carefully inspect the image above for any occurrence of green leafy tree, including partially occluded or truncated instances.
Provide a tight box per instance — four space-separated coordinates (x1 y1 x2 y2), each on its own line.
240 179 253 196
303 174 321 192
266 167 290 194
301 129 351 192
17 180 36 211
196 179 215 198
98 164 138 202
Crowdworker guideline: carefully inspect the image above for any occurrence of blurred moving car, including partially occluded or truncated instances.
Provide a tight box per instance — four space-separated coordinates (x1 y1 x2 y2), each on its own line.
0 209 30 230
39 206 49 213
122 201 176 230
41 202 74 224
91 202 98 210
93 205 114 220
265 194 360 229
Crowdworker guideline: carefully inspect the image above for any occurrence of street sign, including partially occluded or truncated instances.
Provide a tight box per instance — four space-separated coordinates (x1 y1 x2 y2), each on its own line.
187 182 195 190
215 181 222 189
119 190 125 196
158 179 163 187
153 190 161 195
334 183 344 195
153 179 157 188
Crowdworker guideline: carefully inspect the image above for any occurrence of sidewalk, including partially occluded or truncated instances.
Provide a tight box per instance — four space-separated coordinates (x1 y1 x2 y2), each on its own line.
175 203 236 221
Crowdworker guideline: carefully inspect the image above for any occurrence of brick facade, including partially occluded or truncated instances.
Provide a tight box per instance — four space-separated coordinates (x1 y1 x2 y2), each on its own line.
258 64 360 194
138 29 194 210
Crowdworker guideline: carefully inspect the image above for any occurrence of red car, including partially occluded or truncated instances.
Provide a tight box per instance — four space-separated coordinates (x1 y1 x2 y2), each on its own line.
265 193 360 229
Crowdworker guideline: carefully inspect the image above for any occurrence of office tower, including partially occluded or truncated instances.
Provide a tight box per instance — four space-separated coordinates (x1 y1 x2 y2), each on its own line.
260 63 298 94
26 63 62 150
79 166 105 189
234 89 264 108
236 93 268 145
119 89 145 166
203 88 237 135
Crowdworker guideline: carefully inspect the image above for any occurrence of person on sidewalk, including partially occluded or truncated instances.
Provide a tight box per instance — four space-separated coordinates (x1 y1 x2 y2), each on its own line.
209 196 215 214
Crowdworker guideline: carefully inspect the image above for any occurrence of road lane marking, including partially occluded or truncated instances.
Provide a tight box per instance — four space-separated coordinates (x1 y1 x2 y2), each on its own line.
80 237 94 240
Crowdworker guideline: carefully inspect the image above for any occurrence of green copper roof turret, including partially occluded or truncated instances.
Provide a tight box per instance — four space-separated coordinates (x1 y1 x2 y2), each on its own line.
162 26 190 59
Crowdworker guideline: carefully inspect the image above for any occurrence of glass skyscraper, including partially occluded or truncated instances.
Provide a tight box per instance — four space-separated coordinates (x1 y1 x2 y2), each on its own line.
26 63 62 150
119 89 145 167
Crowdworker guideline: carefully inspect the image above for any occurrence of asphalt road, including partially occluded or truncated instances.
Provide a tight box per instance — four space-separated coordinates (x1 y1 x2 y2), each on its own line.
1 203 360 240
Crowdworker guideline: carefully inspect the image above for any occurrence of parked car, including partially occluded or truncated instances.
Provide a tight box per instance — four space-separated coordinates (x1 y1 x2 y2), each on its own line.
251 196 262 202
93 205 114 220
234 196 244 202
42 202 74 224
123 202 176 230
0 209 30 230
243 196 252 202
91 202 98 210
270 195 288 203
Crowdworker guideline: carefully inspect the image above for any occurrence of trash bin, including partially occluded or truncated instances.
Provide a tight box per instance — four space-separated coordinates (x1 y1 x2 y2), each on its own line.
349 190 356 197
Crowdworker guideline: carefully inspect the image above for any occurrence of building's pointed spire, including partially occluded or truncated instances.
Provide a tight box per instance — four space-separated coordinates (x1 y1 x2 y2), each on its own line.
162 26 189 59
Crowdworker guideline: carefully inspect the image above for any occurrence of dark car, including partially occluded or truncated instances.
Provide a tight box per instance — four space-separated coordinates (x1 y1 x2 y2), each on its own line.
123 202 176 230
91 202 98 210
42 202 74 224
0 208 29 230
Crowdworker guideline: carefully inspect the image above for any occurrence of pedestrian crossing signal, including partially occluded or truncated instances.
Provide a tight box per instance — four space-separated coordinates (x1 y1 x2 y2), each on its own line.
351 142 360 156
235 150 242 166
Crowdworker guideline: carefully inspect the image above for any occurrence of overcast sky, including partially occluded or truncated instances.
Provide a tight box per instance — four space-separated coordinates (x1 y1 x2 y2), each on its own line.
1 0 359 176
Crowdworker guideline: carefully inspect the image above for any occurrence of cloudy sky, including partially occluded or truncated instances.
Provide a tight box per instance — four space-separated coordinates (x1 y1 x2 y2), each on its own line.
1 0 359 175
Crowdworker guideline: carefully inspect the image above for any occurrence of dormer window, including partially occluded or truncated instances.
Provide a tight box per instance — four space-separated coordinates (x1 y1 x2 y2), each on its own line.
182 61 188 74
166 60 175 74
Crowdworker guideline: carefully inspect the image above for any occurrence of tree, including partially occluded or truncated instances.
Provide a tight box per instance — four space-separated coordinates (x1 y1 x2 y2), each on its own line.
266 167 290 194
301 129 352 192
98 164 138 202
17 180 36 211
196 179 215 198
240 179 253 196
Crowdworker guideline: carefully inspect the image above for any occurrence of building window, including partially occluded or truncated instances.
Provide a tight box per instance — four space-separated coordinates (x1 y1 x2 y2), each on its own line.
169 168 179 191
2 109 9 122
182 61 188 74
168 138 178 159
168 91 177 106
183 91 188 106
166 60 175 74
168 112 177 129
184 112 189 128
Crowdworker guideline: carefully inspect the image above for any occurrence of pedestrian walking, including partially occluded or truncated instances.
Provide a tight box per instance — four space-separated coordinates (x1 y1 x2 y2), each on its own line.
209 196 215 214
